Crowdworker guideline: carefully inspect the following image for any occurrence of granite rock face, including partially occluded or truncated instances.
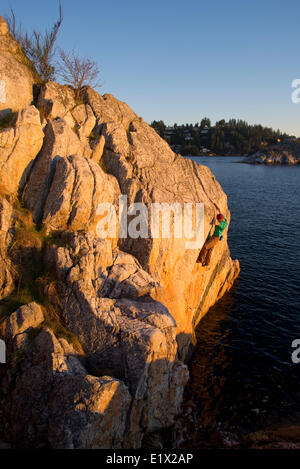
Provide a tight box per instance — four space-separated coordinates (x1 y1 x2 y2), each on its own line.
37 81 76 128
23 117 87 221
0 233 188 449
4 302 44 340
0 16 239 449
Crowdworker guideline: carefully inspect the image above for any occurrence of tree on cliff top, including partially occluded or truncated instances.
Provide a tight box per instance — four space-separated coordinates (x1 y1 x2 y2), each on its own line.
4 3 101 93
57 48 100 99
5 2 63 83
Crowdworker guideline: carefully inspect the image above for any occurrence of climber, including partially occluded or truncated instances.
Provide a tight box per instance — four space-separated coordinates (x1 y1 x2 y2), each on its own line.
196 213 228 266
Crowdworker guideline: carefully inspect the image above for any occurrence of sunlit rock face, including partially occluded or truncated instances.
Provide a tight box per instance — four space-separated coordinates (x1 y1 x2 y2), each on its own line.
81 87 240 358
0 16 38 117
42 232 189 448
0 16 239 448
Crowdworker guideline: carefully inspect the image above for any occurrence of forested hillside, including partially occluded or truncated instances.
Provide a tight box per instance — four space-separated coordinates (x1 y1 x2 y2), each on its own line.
151 118 291 156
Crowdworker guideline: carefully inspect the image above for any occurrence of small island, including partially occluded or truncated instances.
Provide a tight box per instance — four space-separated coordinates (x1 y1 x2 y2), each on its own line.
243 139 300 165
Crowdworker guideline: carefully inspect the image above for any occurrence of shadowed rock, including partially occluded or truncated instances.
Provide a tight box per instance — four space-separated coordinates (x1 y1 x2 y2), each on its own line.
0 196 14 299
83 93 240 357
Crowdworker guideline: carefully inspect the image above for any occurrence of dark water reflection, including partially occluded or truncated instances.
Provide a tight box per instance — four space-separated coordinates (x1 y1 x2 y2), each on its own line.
182 156 300 439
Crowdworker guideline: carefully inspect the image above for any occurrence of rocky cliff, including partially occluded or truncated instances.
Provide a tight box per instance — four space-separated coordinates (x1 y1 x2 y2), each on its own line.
0 17 239 449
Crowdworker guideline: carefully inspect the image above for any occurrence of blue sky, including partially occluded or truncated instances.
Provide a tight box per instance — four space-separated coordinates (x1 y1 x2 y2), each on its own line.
3 0 300 136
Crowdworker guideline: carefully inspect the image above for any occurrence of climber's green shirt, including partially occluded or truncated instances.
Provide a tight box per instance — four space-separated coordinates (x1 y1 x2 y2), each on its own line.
213 216 228 237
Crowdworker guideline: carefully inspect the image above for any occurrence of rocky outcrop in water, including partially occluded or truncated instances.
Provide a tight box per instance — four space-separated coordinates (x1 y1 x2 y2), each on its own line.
244 140 300 165
0 16 239 448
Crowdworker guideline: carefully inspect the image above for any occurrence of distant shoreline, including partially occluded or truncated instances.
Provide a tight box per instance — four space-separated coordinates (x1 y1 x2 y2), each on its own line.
151 120 292 157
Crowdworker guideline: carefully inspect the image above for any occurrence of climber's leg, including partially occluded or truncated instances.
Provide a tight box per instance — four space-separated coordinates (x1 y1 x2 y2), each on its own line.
197 236 216 264
201 236 219 266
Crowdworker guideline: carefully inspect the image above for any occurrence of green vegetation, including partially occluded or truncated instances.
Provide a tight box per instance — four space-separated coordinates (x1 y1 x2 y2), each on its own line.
99 159 108 173
0 201 82 351
151 118 292 156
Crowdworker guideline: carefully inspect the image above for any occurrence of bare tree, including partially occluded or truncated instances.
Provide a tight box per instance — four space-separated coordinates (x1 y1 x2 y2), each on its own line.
4 9 25 47
4 3 63 83
57 48 100 98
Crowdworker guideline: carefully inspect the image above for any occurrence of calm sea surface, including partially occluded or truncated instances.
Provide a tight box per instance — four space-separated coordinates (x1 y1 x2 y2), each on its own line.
184 156 300 437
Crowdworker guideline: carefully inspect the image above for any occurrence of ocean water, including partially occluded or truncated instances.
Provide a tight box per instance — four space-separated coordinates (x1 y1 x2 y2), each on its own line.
184 156 300 438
